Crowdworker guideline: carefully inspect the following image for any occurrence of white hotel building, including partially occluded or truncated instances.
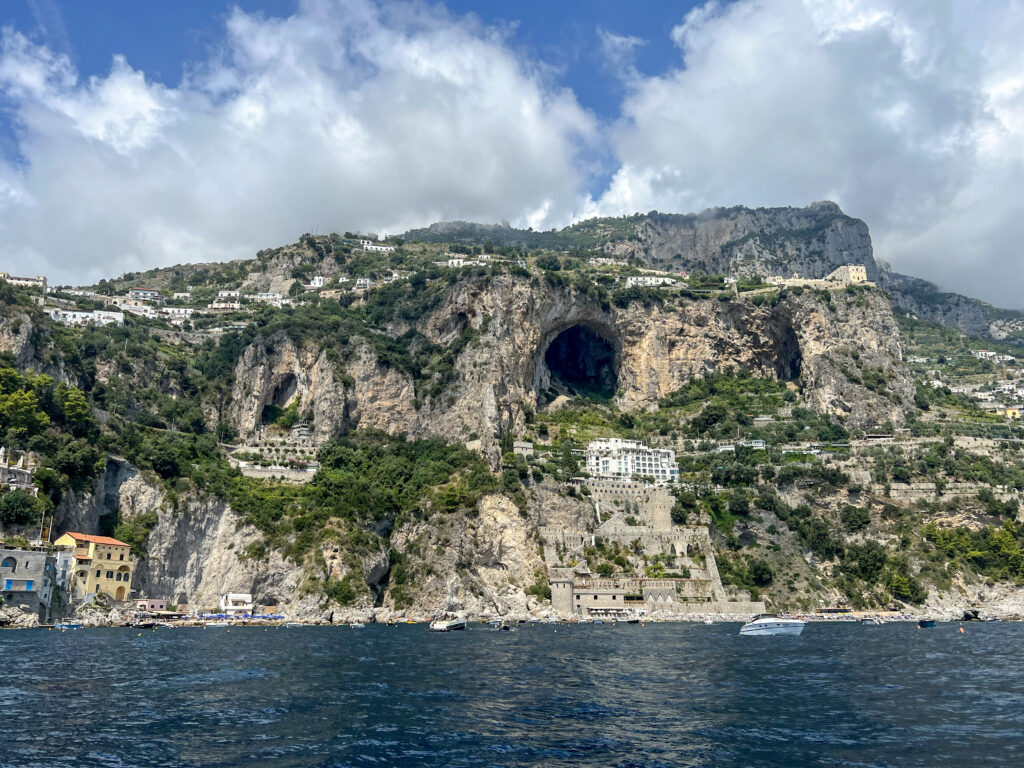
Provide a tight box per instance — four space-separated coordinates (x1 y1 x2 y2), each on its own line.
585 438 679 484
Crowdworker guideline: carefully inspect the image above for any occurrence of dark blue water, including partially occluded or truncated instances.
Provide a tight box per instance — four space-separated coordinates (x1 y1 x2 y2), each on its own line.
2 622 1023 767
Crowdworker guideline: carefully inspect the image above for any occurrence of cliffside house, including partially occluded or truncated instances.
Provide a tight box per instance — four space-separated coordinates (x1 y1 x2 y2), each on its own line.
127 288 162 303
217 289 240 299
45 307 124 327
0 447 39 496
54 532 135 603
585 438 679 484
1 544 56 621
0 272 47 292
220 592 254 616
624 275 677 288
136 598 167 612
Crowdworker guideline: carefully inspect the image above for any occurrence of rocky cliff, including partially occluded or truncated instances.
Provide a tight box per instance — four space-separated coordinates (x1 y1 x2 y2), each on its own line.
225 274 913 459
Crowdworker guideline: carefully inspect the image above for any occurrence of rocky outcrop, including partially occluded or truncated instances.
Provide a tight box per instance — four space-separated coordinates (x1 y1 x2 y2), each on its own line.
0 602 39 628
611 202 880 281
0 310 39 368
387 493 547 618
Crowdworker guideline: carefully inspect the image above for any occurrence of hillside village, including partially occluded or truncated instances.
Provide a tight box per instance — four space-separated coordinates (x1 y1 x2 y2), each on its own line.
3 205 1024 625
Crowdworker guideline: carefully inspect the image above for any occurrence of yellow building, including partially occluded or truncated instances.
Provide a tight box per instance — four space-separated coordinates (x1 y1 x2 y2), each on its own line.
1005 407 1021 420
53 532 135 602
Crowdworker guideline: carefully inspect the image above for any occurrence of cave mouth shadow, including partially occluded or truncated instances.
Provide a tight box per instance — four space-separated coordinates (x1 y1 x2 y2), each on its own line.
543 325 617 401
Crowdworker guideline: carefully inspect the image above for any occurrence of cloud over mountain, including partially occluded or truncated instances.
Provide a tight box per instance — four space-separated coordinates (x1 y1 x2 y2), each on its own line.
0 0 594 284
1 0 1023 307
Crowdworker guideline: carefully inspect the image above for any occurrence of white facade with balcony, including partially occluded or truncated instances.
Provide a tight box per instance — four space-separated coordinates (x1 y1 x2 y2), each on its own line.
585 438 679 483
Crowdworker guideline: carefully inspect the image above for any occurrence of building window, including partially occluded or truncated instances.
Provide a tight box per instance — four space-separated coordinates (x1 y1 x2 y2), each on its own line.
95 570 100 578
107 553 111 560
106 571 114 579
120 554 124 561
594 595 598 600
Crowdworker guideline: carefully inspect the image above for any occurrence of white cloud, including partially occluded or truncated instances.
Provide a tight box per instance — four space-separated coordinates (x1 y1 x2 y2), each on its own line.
590 0 1024 307
3 0 1024 307
0 0 595 285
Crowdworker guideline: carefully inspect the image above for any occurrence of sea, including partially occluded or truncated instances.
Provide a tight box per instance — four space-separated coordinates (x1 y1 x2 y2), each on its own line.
1 621 1022 767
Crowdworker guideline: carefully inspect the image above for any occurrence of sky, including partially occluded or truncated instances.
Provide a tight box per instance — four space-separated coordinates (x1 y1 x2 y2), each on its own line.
1 1 1023 308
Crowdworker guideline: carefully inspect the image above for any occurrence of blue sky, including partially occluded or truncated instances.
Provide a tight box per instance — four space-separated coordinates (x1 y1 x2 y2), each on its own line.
1 0 1024 308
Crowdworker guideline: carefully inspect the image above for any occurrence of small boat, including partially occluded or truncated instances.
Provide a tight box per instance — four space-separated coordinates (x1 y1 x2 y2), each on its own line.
350 622 366 629
917 619 936 629
593 619 604 625
739 614 805 636
704 617 714 625
54 622 82 630
283 622 304 628
861 617 882 626
429 615 467 632
627 618 641 624
205 620 230 628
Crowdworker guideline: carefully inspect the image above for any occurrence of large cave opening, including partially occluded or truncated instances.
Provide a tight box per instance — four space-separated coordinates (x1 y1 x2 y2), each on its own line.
543 325 618 400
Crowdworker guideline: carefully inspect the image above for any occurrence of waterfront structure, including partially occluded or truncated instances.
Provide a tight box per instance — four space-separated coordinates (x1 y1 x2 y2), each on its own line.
1 545 56 620
220 592 254 615
0 272 47 291
136 598 167 612
54 532 135 603
585 438 679 483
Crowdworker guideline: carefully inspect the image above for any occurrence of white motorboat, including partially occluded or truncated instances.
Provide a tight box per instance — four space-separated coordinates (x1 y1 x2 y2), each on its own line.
739 614 805 636
350 622 366 629
429 615 467 632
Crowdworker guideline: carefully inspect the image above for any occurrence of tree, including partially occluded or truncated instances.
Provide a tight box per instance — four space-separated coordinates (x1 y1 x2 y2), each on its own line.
0 490 41 525
749 559 775 587
61 387 90 435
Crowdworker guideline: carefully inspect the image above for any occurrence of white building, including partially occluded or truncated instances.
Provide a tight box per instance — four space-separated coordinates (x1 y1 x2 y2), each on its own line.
46 308 124 327
355 277 375 290
172 292 192 300
585 438 679 483
127 288 162 302
219 592 254 616
209 300 242 312
358 239 395 253
307 275 326 288
161 306 195 319
0 273 47 291
217 290 240 299
624 276 677 289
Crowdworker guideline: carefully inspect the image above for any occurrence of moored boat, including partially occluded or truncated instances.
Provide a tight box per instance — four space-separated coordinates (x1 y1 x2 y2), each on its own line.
350 622 366 629
54 622 82 630
917 618 936 629
739 614 806 636
429 615 467 632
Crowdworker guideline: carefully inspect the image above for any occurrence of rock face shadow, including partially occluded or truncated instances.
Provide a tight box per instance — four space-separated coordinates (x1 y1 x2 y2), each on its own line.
542 325 618 401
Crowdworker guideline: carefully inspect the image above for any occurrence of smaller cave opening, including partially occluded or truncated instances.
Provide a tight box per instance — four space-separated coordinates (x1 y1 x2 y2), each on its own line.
543 325 617 401
770 314 803 381
260 374 299 424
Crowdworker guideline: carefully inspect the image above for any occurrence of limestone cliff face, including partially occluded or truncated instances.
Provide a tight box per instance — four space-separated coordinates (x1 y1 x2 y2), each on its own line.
387 482 593 618
224 274 913 456
609 202 880 281
0 310 38 367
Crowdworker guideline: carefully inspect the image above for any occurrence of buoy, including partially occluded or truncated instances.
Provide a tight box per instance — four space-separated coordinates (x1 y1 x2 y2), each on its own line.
137 633 142 636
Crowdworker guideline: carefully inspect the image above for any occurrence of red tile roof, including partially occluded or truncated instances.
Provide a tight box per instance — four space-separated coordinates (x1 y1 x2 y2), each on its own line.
63 532 130 547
